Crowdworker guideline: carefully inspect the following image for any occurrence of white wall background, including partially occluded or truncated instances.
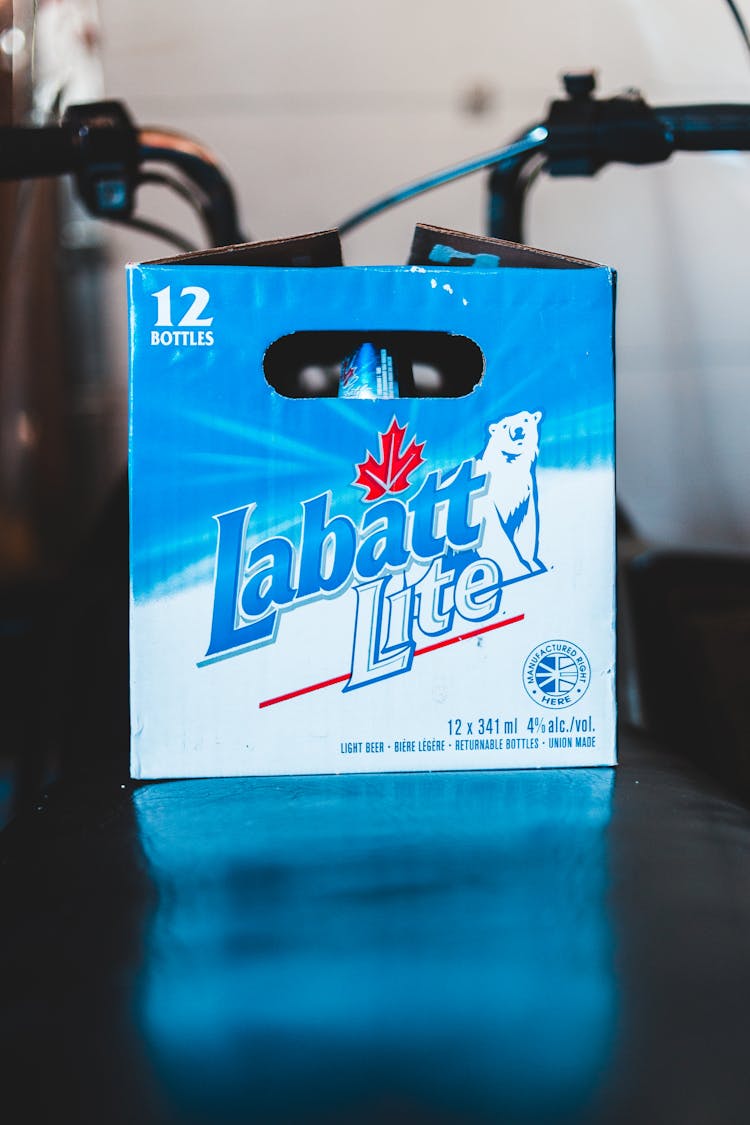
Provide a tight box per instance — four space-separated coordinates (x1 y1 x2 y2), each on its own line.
100 0 750 550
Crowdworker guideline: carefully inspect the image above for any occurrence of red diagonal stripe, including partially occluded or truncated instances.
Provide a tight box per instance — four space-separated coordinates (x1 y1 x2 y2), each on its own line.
259 613 525 709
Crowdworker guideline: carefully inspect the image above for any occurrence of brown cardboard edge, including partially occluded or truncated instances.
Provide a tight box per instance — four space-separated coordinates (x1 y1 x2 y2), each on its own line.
138 222 601 271
144 229 343 268
409 223 602 270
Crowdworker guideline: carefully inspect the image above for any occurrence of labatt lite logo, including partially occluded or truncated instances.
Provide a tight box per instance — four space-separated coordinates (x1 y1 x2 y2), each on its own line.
203 419 517 691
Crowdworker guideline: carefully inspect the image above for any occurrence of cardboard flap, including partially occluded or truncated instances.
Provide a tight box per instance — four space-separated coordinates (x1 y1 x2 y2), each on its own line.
148 229 343 267
409 223 599 270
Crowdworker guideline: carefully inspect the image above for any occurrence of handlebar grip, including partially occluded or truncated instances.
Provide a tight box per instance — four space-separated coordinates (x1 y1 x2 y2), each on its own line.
0 125 78 181
655 105 750 152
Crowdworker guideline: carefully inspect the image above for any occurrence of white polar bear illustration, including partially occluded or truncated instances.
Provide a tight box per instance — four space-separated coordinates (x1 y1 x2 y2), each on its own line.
384 410 544 624
475 410 544 576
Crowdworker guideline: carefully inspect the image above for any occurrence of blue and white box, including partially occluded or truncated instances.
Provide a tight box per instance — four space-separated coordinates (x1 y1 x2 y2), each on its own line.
128 226 616 778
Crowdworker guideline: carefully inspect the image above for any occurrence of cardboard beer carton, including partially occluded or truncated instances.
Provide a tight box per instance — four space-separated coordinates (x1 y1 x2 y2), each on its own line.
127 225 616 778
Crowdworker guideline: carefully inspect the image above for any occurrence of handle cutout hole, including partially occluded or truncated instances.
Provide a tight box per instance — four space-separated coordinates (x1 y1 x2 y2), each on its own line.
264 331 484 399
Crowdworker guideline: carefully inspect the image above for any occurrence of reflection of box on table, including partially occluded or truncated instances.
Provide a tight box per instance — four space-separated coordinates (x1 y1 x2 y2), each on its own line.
127 225 616 779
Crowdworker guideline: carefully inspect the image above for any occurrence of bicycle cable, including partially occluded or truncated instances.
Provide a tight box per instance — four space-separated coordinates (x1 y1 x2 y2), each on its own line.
338 126 548 235
722 0 750 61
103 212 197 254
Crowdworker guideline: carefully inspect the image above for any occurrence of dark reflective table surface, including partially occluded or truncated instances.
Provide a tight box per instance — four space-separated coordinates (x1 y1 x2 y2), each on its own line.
2 726 750 1124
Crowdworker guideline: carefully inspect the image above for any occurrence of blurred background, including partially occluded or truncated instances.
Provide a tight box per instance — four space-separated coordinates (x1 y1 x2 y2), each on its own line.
1 0 749 577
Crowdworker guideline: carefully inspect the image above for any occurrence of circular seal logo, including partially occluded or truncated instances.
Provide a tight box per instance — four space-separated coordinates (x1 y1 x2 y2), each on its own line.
523 640 591 709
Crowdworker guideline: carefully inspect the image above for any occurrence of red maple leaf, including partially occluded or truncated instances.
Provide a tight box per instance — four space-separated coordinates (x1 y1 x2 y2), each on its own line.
354 418 425 501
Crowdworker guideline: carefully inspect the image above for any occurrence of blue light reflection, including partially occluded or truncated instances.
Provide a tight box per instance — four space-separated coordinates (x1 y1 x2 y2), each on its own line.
134 768 616 1122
